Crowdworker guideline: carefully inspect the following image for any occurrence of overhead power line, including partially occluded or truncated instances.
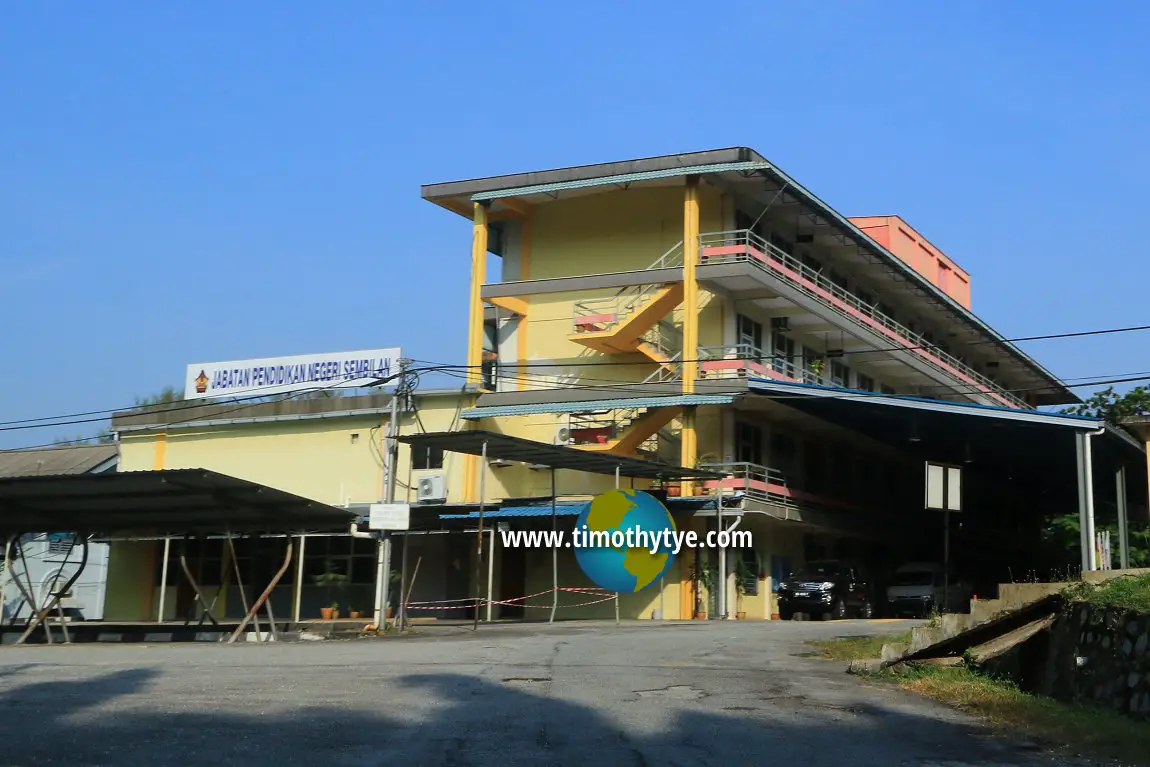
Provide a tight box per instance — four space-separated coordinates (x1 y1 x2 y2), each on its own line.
3 319 1149 443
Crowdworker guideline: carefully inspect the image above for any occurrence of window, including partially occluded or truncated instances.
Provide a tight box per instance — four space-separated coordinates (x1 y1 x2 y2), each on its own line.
772 334 795 378
770 232 794 256
830 360 849 388
769 434 797 475
734 421 763 465
412 445 444 470
736 314 764 358
805 443 826 490
855 372 875 392
800 252 822 275
881 384 897 395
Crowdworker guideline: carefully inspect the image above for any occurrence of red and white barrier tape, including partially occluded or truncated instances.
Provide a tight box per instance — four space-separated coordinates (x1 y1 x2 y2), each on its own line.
403 587 618 612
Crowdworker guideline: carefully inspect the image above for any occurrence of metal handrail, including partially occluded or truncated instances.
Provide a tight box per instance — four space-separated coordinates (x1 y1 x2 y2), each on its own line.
572 282 668 328
572 242 685 329
697 461 794 505
697 229 1028 409
697 343 822 383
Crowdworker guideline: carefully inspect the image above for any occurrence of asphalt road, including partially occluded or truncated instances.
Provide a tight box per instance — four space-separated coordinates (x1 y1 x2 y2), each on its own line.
0 619 1091 766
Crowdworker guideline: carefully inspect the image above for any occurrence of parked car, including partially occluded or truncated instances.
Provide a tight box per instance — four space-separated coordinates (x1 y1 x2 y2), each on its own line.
885 562 972 618
776 560 873 620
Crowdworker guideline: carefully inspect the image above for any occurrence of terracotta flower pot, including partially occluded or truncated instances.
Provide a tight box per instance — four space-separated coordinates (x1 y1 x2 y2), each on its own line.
350 611 362 619
320 607 334 620
694 611 708 620
736 611 747 620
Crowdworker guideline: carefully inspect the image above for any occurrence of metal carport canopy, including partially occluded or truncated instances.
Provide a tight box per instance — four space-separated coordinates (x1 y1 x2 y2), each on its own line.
0 469 356 535
399 430 723 479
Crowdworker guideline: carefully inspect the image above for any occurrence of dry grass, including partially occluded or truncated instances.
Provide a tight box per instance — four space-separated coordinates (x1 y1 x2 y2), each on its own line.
898 667 1150 764
810 634 1150 764
807 631 911 661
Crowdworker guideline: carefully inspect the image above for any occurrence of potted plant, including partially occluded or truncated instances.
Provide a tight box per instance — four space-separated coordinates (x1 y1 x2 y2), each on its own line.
313 562 348 620
734 556 756 620
693 562 714 620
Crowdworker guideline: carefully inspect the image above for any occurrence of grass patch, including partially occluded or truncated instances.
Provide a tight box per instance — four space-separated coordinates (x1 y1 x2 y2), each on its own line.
1063 573 1150 614
888 666 1150 765
808 631 911 661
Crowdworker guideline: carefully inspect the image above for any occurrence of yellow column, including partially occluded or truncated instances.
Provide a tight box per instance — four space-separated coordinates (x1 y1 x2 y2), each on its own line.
463 202 489 503
682 176 700 390
467 202 489 385
153 433 167 470
680 176 700 496
517 216 532 390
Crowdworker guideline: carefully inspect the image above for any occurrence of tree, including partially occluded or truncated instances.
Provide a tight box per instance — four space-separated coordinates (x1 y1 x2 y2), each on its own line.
1047 385 1150 571
1062 385 1150 426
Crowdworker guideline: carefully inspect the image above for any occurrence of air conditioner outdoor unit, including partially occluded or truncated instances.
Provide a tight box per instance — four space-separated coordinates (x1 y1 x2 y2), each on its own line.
416 474 447 504
554 425 571 445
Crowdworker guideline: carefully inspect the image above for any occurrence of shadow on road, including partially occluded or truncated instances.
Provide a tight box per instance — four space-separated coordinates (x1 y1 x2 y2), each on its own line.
0 665 1033 766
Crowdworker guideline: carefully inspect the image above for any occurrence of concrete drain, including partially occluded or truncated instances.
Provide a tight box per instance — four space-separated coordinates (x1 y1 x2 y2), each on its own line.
502 677 550 686
635 685 706 700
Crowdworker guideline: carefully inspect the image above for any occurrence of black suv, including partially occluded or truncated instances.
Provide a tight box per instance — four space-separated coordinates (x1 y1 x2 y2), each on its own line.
776 560 874 620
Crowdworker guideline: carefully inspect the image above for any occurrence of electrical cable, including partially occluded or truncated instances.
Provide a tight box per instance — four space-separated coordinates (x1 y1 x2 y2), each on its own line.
5 316 1149 434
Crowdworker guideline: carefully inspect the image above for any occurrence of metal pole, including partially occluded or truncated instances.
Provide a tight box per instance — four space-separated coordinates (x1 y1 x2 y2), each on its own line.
486 527 495 622
292 534 306 624
614 464 620 614
1076 432 1090 572
1117 466 1130 570
717 503 726 619
1084 432 1098 571
374 362 407 629
472 440 488 631
157 537 171 621
943 510 950 614
0 536 11 624
398 532 410 629
549 468 559 625
374 537 389 630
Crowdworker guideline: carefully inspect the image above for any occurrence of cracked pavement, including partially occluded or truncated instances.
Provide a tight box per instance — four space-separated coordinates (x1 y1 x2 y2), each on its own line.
0 619 1106 765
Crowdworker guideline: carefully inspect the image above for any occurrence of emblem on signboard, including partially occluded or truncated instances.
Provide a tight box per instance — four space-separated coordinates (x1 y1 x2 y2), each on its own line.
194 370 210 394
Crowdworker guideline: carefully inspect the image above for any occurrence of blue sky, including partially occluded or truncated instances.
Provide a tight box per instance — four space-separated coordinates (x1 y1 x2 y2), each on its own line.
2 2 1148 448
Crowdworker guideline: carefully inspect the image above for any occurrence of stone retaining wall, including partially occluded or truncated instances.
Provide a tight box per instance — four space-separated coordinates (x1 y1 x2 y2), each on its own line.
1035 603 1150 718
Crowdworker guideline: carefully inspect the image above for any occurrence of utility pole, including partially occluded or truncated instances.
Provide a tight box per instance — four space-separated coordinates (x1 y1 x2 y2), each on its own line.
375 358 411 629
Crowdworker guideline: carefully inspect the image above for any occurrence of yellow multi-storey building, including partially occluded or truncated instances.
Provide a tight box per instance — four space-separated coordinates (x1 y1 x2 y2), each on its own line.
108 147 1140 624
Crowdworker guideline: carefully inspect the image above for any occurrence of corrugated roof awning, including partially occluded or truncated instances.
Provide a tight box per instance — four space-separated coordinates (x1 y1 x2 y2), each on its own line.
0 469 355 535
398 430 723 480
461 393 737 419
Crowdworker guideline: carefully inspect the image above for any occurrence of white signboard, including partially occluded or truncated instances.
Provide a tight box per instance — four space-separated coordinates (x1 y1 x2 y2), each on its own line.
184 347 402 400
369 503 411 531
925 462 962 512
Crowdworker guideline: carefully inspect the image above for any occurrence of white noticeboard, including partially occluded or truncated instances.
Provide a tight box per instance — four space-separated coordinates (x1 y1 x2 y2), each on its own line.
183 346 402 400
925 462 962 512
369 503 411 531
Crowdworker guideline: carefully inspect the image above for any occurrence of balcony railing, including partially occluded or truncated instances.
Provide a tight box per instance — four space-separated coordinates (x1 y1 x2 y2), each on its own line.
697 461 795 506
697 461 867 514
697 230 1028 409
697 344 829 385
